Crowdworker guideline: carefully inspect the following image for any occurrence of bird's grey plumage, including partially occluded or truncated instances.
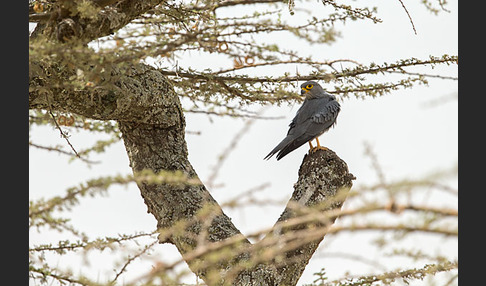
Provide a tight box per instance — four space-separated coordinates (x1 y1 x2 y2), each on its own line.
264 81 340 160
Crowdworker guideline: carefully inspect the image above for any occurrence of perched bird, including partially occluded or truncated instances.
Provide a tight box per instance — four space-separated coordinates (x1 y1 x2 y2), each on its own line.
264 80 340 160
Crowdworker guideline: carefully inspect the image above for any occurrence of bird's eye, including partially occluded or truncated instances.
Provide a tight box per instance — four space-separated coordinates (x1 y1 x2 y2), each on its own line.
306 84 313 89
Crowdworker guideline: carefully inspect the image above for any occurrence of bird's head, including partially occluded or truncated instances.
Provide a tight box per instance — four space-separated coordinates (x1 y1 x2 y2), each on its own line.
300 80 323 97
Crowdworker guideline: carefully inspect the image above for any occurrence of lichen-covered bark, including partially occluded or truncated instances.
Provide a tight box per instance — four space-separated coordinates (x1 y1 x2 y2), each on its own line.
30 0 164 42
29 63 181 126
29 60 255 282
271 149 356 285
117 120 254 281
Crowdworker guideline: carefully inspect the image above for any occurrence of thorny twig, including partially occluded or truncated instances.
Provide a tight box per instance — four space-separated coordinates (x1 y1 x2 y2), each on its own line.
397 0 418 34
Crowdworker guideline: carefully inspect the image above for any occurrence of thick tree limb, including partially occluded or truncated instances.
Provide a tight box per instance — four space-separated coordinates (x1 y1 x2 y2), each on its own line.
268 150 355 285
29 63 182 127
117 119 256 281
30 0 164 42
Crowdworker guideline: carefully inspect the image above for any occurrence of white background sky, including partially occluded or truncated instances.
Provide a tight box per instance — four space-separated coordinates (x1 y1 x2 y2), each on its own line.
30 0 458 285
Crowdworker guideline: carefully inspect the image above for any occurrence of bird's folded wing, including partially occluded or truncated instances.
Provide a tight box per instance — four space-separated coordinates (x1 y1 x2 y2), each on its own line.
311 100 340 124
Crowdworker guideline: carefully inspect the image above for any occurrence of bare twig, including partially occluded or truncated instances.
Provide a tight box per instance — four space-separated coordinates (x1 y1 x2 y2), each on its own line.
44 93 85 162
29 141 100 164
111 240 159 283
397 0 418 35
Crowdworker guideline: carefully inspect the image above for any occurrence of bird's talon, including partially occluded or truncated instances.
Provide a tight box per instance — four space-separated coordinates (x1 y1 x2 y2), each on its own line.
308 146 328 154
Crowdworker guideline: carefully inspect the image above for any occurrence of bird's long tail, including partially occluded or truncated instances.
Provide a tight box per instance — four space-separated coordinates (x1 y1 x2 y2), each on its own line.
266 133 316 160
264 137 293 160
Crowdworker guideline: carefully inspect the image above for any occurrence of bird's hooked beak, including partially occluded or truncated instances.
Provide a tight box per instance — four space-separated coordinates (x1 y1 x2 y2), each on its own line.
301 88 309 95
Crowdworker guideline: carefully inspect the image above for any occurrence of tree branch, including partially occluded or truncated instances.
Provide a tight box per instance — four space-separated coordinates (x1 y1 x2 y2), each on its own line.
262 149 355 285
30 0 165 43
29 63 182 127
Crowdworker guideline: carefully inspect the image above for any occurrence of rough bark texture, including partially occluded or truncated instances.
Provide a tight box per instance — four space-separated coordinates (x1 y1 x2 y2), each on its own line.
29 1 356 285
272 149 356 285
117 120 254 281
29 63 182 126
30 0 164 43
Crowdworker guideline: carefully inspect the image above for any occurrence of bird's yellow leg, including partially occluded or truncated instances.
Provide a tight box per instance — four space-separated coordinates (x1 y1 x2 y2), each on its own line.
313 137 328 152
309 138 328 154
308 141 314 150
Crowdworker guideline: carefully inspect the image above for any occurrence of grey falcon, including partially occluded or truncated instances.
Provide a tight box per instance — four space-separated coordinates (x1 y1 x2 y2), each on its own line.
264 80 340 160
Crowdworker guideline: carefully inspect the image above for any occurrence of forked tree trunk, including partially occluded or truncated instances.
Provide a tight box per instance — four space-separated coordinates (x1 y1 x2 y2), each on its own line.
30 61 355 285
29 2 355 283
